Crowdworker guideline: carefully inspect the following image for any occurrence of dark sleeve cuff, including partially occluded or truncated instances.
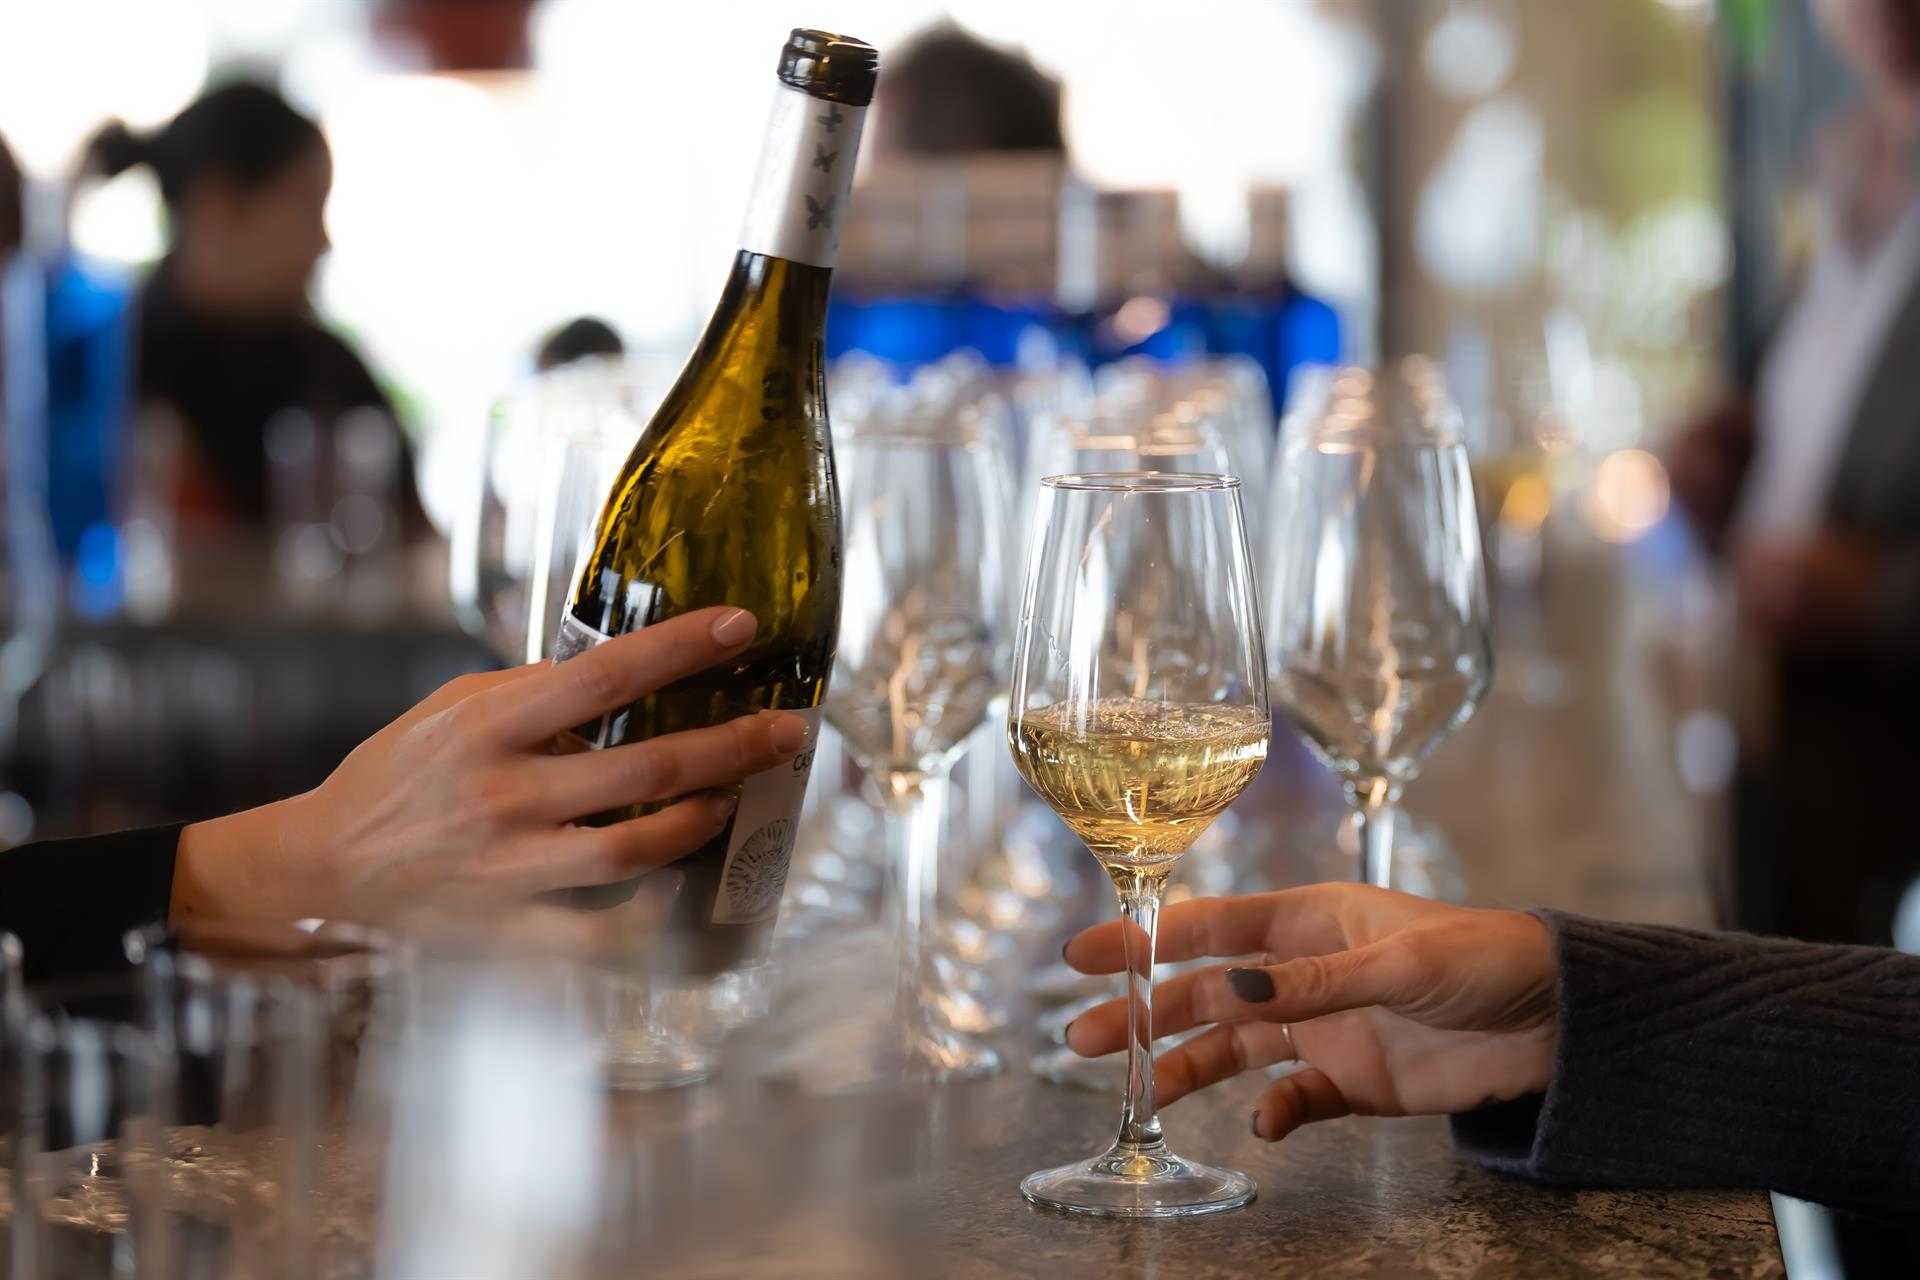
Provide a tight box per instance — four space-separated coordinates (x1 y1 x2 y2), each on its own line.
1449 909 1920 1214
1449 1093 1547 1176
0 823 185 984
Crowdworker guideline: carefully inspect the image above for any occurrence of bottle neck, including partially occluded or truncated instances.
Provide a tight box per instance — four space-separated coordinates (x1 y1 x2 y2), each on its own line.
738 83 867 271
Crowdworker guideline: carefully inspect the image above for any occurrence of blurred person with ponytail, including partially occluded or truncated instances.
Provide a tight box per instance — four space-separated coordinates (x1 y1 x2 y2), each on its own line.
83 81 423 532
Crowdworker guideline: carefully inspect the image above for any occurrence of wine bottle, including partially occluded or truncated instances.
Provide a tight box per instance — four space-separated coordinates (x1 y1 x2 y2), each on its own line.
554 29 877 973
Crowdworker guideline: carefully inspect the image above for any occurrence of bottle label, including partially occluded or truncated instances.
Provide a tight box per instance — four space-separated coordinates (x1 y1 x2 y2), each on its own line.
712 705 822 924
553 613 614 747
739 84 867 270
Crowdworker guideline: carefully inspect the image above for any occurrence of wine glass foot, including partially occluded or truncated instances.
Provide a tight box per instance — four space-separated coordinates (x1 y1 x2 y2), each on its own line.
601 1025 716 1092
1020 1142 1255 1218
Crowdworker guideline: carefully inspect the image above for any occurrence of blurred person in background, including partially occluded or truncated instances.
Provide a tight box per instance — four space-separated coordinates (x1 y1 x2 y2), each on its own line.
535 315 625 374
80 81 424 534
869 23 1066 159
1670 0 1920 947
1 129 21 255
866 24 1336 405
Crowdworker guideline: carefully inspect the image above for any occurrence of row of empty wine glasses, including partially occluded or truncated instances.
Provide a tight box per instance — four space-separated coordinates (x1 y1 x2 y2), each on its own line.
442 352 1493 1095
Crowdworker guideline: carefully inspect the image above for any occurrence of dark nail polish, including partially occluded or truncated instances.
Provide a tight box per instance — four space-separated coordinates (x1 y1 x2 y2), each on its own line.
1060 938 1073 964
1250 1110 1263 1138
1063 1017 1079 1045
1226 967 1275 1002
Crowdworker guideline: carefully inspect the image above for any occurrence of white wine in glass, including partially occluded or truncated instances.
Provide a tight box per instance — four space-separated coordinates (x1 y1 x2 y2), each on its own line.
1011 698 1268 877
1009 472 1269 1219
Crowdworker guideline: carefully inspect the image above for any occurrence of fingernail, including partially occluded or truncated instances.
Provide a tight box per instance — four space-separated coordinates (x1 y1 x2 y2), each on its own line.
708 793 738 823
1063 1016 1080 1047
1059 938 1073 964
711 609 756 646
768 713 808 753
1226 967 1275 1003
1250 1110 1263 1138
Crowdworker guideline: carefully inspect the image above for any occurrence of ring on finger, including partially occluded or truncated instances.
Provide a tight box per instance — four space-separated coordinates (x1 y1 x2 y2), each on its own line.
1279 1021 1300 1064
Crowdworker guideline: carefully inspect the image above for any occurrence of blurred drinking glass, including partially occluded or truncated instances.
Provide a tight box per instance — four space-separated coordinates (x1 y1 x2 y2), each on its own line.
123 919 401 1279
371 956 606 1280
820 414 1011 1085
1264 364 1494 892
449 389 544 663
11 1004 168 1280
13 962 322 1280
451 360 654 665
525 433 628 666
1008 472 1269 1217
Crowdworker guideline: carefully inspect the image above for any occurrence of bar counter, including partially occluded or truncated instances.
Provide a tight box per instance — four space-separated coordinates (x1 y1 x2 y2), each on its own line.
607 530 1783 1278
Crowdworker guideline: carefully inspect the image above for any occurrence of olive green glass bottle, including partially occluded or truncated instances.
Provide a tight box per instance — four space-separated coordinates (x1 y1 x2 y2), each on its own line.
555 30 877 973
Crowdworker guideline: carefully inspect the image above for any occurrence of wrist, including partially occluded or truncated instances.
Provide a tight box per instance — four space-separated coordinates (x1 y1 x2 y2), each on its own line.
171 791 324 924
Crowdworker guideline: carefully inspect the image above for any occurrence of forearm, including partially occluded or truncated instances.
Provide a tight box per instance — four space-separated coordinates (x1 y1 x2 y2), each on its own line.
1453 911 1920 1213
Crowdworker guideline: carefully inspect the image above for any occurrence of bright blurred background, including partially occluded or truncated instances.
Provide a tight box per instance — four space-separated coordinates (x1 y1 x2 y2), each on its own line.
0 0 1731 533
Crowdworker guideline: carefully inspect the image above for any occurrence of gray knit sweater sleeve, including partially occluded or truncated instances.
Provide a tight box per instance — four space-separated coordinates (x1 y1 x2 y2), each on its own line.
1450 910 1920 1214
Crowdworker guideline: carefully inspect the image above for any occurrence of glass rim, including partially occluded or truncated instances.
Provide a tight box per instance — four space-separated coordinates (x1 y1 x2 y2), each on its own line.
1041 471 1240 492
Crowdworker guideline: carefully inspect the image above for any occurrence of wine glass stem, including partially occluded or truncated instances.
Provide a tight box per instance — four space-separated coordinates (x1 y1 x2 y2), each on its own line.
1354 799 1397 890
1114 875 1166 1150
883 773 947 1041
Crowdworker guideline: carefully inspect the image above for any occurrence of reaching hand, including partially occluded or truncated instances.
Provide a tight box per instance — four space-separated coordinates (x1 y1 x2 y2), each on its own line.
1736 528 1887 650
172 607 809 936
1060 884 1558 1142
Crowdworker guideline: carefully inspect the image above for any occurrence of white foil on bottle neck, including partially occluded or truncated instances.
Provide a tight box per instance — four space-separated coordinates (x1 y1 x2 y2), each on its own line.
738 83 867 269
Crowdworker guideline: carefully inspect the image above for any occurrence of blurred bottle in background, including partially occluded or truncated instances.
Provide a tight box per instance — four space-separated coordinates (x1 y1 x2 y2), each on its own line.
833 25 1073 371
1213 186 1342 417
833 22 1340 421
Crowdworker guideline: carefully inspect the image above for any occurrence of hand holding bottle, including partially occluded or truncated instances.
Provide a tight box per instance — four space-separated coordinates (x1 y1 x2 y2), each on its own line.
1061 885 1558 1141
170 607 809 929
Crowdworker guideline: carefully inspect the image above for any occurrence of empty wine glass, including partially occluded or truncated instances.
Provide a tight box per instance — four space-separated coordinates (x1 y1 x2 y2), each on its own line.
452 357 670 666
1265 364 1494 891
819 416 1011 1086
1009 473 1269 1218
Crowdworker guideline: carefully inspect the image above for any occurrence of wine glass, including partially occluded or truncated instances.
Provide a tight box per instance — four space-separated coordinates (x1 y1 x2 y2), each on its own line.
1265 364 1494 891
820 416 1011 1086
1009 472 1270 1217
